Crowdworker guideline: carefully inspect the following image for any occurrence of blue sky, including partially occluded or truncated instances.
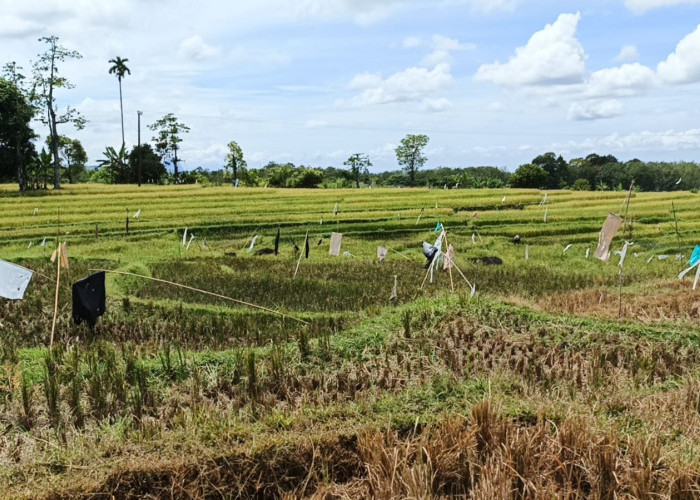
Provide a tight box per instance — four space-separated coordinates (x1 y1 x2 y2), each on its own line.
2 0 700 173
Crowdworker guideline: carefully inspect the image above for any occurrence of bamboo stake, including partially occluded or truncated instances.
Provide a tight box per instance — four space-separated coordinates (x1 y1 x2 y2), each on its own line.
621 180 635 239
293 231 307 279
88 268 309 325
442 231 455 292
390 248 414 261
49 244 61 347
672 201 681 247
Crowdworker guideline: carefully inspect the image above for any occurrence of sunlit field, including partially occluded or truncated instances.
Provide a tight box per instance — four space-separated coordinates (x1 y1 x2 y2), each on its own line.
1 184 700 498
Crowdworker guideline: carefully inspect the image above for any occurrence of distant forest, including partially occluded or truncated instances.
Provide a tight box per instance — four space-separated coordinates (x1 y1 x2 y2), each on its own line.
199 152 700 192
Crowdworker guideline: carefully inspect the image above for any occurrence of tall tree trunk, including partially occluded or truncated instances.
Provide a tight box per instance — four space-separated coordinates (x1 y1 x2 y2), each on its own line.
48 105 61 189
173 144 179 182
16 140 26 192
119 77 125 147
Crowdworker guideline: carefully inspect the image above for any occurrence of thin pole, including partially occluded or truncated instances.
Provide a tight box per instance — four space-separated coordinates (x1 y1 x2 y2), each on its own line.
621 180 635 239
442 231 455 292
88 269 309 325
389 248 413 262
293 230 307 279
50 244 61 346
672 201 681 247
137 110 142 187
618 261 624 320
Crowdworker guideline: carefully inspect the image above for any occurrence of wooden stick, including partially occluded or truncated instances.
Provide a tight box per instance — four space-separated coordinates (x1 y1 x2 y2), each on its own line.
451 260 473 289
390 248 413 261
672 201 681 247
88 268 309 325
293 231 307 279
621 180 635 239
50 244 61 347
442 231 455 293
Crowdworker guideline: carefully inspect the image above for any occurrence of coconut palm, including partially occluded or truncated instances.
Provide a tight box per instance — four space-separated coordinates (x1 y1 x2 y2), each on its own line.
108 57 130 147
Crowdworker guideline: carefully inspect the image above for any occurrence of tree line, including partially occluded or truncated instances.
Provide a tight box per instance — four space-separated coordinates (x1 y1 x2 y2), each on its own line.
2 36 700 192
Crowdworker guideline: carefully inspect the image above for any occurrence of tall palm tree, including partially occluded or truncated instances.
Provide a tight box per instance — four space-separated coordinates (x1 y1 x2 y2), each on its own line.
108 57 130 147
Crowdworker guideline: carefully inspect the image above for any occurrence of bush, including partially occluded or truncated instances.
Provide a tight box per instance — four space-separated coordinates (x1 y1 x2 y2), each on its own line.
571 178 591 191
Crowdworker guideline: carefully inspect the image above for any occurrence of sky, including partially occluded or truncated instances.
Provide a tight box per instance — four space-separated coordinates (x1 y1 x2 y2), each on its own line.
2 0 700 174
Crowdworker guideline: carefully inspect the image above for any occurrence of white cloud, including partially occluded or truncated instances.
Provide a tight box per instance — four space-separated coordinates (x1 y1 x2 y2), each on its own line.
475 12 586 86
229 46 290 66
402 36 423 49
0 15 43 37
567 100 623 120
624 0 700 14
657 24 700 83
442 0 517 14
345 63 453 106
615 45 639 62
553 128 700 153
422 35 475 66
348 72 384 90
293 0 403 25
420 98 452 112
586 63 657 97
304 119 328 129
469 0 517 13
344 34 470 108
178 35 221 62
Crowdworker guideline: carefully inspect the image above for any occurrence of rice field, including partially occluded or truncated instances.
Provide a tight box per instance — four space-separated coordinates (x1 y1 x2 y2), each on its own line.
1 184 700 499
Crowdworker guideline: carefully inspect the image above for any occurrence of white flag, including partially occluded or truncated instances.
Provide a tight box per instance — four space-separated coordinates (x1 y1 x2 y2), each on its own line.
563 244 573 253
247 235 258 252
525 245 529 261
187 233 195 251
40 237 47 247
615 242 629 268
182 228 188 246
377 246 388 261
594 213 623 262
0 259 33 300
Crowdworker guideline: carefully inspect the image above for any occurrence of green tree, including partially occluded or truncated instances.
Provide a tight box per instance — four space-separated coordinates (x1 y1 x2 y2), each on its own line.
97 145 129 183
57 136 87 183
108 57 130 147
289 167 324 188
128 144 166 184
0 72 37 190
532 152 568 189
225 140 247 182
571 178 591 191
31 36 86 189
395 134 429 185
509 163 548 189
27 147 53 189
343 153 372 188
266 163 295 187
149 113 190 182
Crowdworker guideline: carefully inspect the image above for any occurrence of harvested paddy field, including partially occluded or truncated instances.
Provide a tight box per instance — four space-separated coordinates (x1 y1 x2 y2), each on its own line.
1 184 700 498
